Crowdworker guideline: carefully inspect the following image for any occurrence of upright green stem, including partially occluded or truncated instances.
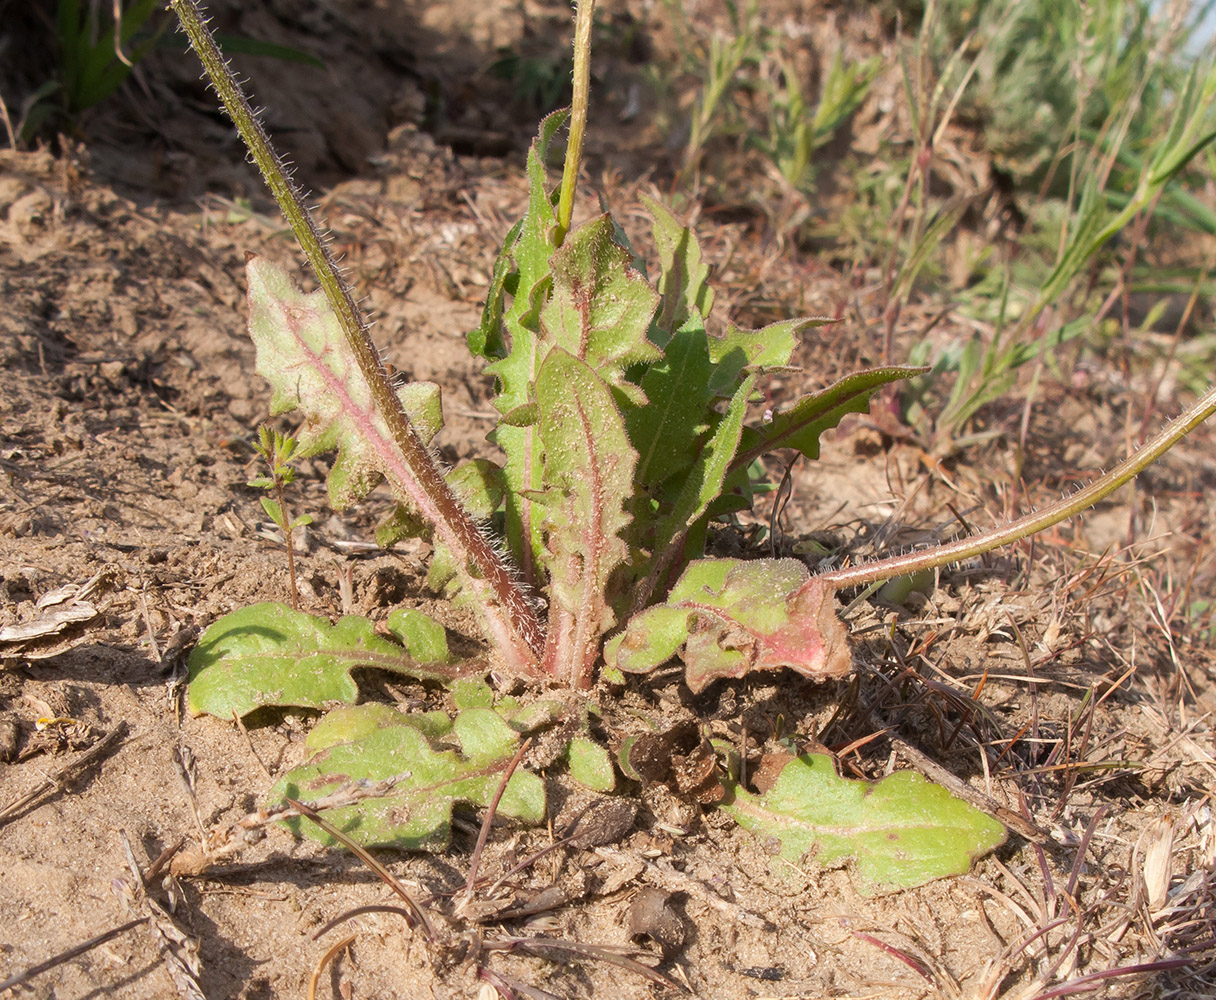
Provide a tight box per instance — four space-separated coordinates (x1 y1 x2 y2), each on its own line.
169 0 545 673
820 383 1216 590
555 0 595 248
274 478 300 611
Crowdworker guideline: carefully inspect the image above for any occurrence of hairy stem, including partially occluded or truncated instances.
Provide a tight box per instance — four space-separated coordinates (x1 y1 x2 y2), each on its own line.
820 383 1216 589
170 0 544 672
554 0 594 248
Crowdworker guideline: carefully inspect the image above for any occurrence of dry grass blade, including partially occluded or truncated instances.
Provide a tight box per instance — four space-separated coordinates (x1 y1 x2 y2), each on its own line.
483 935 684 991
1025 955 1202 1000
313 904 420 941
0 721 128 827
306 933 357 1000
460 736 533 911
479 965 565 1000
0 917 148 993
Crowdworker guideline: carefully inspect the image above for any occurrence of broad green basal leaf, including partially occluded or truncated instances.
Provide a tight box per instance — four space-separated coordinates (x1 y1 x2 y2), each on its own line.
186 603 471 719
723 753 1007 894
536 349 637 683
606 558 851 693
271 705 545 850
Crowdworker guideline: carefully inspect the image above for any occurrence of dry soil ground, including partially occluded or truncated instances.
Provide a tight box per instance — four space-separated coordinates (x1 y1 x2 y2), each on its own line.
1 2 1215 999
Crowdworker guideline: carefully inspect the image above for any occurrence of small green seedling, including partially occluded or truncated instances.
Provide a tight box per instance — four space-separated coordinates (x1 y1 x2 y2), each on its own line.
248 425 312 610
172 0 1216 894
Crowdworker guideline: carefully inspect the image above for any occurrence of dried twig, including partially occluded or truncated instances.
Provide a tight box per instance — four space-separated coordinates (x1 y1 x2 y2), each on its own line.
236 775 411 831
0 721 128 827
460 737 533 910
891 734 1052 845
483 935 682 990
306 933 357 1000
0 917 147 993
288 797 438 941
116 830 205 1000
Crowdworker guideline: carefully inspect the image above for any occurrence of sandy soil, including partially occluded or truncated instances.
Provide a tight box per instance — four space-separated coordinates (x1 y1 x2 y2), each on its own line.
1 2 1214 998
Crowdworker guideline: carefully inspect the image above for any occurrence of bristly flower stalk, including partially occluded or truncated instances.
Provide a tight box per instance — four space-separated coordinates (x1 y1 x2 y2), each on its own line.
818 382 1216 590
168 0 545 674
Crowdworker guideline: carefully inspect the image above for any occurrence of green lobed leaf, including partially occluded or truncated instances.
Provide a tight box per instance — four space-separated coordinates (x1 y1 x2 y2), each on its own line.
648 372 758 573
723 753 1007 894
539 214 662 386
705 317 822 397
642 194 715 339
625 311 717 490
536 349 638 681
271 704 545 850
186 603 467 719
486 110 568 574
607 558 852 693
734 366 926 468
385 607 453 664
245 256 444 511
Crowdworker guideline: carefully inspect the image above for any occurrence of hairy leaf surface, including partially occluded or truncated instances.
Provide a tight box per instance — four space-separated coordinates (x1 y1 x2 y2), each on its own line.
246 257 443 510
625 311 716 489
485 110 568 573
272 704 545 850
187 603 470 718
536 350 637 682
540 213 661 383
643 194 715 338
734 365 926 467
608 558 851 692
704 317 820 396
724 753 1007 893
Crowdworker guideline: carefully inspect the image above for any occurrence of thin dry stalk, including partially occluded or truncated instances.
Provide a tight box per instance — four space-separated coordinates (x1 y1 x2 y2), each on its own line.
306 933 357 1000
0 721 128 827
460 737 533 912
0 917 148 993
288 797 438 940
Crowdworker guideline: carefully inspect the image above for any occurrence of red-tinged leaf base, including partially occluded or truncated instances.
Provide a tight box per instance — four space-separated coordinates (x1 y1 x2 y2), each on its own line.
608 558 852 692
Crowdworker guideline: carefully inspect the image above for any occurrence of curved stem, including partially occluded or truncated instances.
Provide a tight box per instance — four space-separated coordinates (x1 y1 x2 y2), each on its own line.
820 383 1216 590
170 0 545 672
555 0 595 248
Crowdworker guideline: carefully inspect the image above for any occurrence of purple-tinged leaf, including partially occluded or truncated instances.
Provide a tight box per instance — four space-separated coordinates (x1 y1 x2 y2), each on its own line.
535 349 637 687
247 257 444 510
608 558 851 693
